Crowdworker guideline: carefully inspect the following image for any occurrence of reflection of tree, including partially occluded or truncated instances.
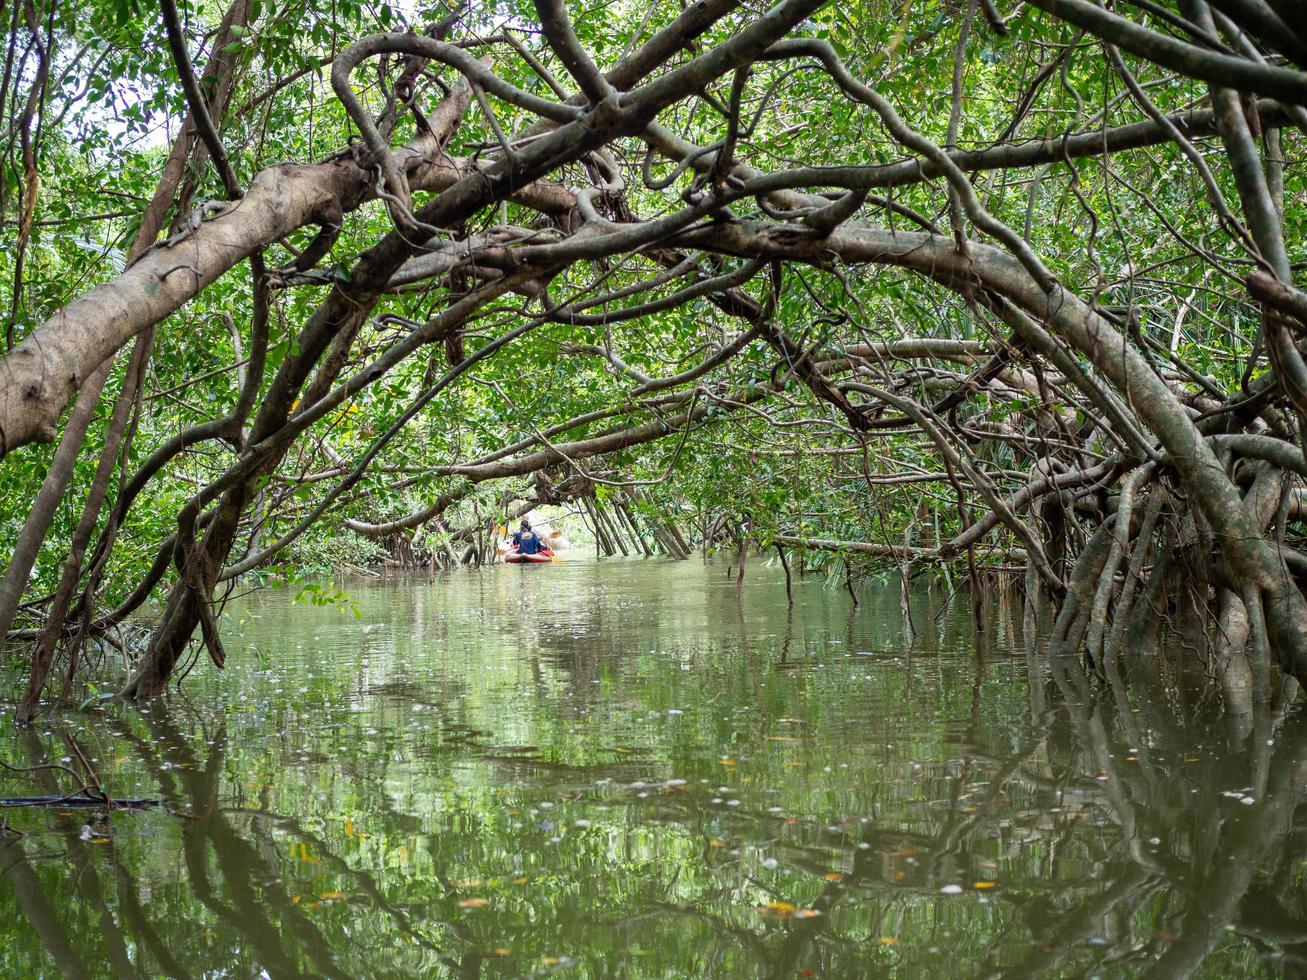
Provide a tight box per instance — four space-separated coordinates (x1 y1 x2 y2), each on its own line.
1 727 139 980
8 643 1307 975
118 704 517 976
114 709 350 978
997 660 1307 977
0 836 92 980
581 654 1307 976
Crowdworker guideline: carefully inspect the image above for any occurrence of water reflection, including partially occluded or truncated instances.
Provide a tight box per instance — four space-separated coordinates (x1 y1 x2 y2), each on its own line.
0 559 1304 976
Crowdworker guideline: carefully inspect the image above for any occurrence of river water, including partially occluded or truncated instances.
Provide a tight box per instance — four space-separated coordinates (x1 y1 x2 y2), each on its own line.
0 557 1302 977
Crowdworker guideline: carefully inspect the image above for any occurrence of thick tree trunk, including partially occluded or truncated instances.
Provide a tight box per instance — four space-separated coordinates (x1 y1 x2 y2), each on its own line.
0 0 757 455
0 359 112 644
18 336 149 720
0 0 252 655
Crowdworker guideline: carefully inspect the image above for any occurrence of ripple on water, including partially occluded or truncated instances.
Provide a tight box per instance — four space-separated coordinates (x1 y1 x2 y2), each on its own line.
0 559 1296 977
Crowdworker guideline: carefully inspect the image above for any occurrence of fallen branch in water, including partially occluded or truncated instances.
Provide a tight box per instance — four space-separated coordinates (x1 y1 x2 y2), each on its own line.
0 794 165 809
773 534 1028 564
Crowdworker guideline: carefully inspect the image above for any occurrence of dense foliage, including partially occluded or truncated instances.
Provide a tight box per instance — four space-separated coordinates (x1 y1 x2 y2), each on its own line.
0 0 1304 713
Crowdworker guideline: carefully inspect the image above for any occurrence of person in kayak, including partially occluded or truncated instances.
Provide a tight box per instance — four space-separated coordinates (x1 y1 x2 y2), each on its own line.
512 519 549 556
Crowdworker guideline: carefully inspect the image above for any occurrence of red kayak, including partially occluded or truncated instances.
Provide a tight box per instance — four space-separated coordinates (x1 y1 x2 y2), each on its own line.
505 548 553 564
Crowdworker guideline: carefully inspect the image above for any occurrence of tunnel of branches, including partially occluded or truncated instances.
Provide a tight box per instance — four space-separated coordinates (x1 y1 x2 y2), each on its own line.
0 0 1304 721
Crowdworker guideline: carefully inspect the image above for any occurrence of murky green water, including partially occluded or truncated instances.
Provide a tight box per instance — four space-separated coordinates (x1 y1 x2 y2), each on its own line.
1 558 1304 977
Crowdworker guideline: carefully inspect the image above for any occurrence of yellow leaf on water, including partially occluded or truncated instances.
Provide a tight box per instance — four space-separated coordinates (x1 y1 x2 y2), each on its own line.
794 909 821 919
542 957 560 966
973 881 995 890
708 839 723 848
512 877 529 885
320 892 345 900
458 898 491 909
291 896 302 905
305 901 320 909
757 901 797 917
824 872 844 882
879 936 899 945
490 948 511 957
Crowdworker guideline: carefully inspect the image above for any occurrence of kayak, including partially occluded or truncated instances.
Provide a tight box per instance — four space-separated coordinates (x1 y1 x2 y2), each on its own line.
505 549 553 564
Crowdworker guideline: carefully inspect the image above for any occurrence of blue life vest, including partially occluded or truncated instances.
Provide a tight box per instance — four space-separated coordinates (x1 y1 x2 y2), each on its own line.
514 530 544 555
